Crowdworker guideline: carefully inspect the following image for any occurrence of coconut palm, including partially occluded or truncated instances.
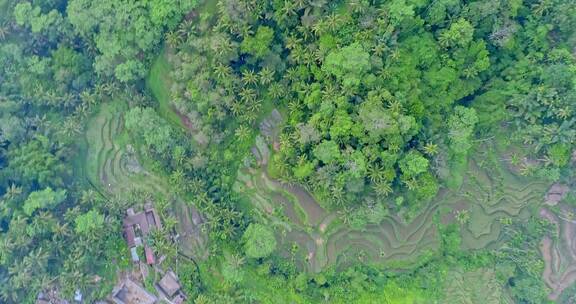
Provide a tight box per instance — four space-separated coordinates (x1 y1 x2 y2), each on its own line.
373 181 393 198
3 184 22 201
280 1 298 19
0 277 19 303
213 63 232 80
423 143 439 156
403 177 418 191
166 31 183 48
239 88 257 103
455 209 470 225
259 68 275 85
0 24 9 41
234 125 251 142
285 35 302 50
267 83 284 100
241 70 258 86
347 0 368 14
324 13 342 32
372 43 387 57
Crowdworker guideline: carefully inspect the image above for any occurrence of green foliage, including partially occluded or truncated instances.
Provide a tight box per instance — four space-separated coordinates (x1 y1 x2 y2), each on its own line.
241 26 274 59
125 107 175 155
448 106 478 156
547 144 570 167
221 252 245 284
67 0 196 81
398 151 429 178
3 0 576 301
242 223 277 259
5 137 67 188
439 19 475 48
74 209 105 235
313 140 340 164
322 43 370 88
22 187 67 216
14 1 63 33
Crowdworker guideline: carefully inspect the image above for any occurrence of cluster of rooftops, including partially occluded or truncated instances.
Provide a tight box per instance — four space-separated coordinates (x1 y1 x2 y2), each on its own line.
111 204 187 304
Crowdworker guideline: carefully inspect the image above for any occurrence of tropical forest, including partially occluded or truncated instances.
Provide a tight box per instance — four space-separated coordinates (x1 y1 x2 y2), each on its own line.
1 0 576 303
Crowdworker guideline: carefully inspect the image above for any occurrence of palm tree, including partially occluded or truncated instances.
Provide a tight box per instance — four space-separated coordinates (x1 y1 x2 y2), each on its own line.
555 107 571 120
229 101 244 117
259 68 274 86
24 247 50 273
322 83 338 99
247 98 262 113
288 99 302 116
0 24 9 41
292 0 306 9
213 63 232 80
9 261 32 289
234 125 251 142
373 181 392 197
178 19 196 37
372 43 387 57
80 189 98 205
367 163 384 184
324 13 342 33
455 209 470 225
241 70 258 86
387 99 403 114
239 88 256 103
3 184 22 201
338 206 354 225
403 178 418 191
0 236 16 262
242 111 258 124
330 185 346 206
279 1 297 19
267 83 284 100
0 277 19 303
194 294 212 304
52 222 71 242
285 67 300 82
166 31 183 48
285 35 302 50
170 169 187 193
347 0 367 14
211 35 234 58
532 0 552 17
60 118 82 137
423 143 438 156
289 45 306 64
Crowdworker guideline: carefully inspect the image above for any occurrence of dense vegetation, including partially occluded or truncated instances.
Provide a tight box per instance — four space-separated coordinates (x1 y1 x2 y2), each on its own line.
1 0 575 303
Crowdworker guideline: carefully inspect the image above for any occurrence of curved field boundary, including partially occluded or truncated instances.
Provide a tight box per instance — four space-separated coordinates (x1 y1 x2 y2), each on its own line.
441 151 550 250
237 137 440 272
84 103 208 259
540 206 576 301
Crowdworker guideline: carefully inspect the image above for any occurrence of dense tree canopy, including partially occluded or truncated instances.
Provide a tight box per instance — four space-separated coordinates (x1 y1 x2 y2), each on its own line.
1 0 576 303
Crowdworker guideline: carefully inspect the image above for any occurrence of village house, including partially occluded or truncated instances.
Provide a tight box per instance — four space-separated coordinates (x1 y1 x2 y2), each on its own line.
122 203 162 265
157 270 186 304
111 278 157 304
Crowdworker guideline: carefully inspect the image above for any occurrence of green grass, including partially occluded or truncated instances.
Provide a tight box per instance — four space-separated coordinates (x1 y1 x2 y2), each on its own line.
147 49 186 130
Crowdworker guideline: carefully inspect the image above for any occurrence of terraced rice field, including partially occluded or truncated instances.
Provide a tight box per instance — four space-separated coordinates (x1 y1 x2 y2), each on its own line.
443 268 512 303
540 205 576 301
440 146 549 250
235 141 440 273
85 102 208 259
235 118 551 272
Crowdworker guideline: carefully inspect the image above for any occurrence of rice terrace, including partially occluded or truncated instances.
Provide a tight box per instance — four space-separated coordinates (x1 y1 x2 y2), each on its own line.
1 0 576 303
